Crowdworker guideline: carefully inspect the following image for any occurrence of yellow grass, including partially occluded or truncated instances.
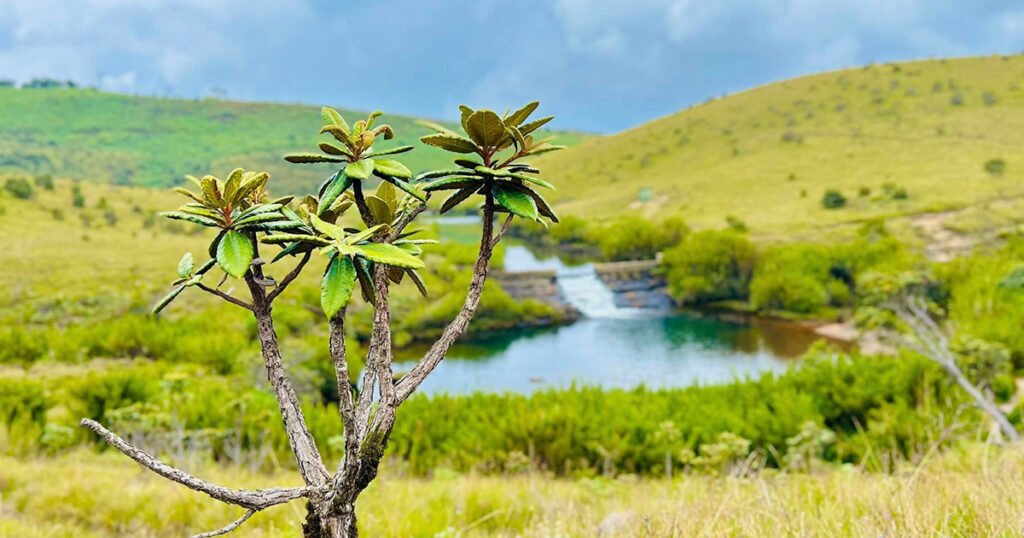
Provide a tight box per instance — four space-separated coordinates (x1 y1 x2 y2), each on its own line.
2 445 1023 537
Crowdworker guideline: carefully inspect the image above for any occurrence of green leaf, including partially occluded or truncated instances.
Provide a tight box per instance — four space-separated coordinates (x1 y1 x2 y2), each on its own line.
318 171 351 215
415 169 467 181
346 159 375 180
356 243 425 269
216 230 255 278
319 142 354 158
421 133 479 154
321 255 356 317
407 268 428 296
376 181 398 207
422 176 481 192
440 186 478 214
234 212 288 228
373 159 412 179
160 211 221 227
271 241 312 263
505 101 539 127
492 184 538 220
355 259 376 305
223 168 242 204
366 196 393 225
510 172 555 190
152 285 186 315
465 110 508 148
179 205 224 221
322 107 350 133
346 224 385 245
455 158 483 169
261 233 332 246
519 116 553 136
368 145 414 157
309 213 346 241
320 125 354 146
201 176 223 207
177 252 194 279
244 220 308 232
459 105 474 132
386 177 427 202
285 153 345 164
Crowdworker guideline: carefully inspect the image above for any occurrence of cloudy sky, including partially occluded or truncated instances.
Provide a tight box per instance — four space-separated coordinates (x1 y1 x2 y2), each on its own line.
2 0 1023 132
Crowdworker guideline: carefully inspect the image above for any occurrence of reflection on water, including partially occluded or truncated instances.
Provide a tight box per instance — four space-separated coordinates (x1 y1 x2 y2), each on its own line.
395 244 835 395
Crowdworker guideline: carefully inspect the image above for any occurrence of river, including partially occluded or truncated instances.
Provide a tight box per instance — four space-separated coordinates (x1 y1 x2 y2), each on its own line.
396 241 830 395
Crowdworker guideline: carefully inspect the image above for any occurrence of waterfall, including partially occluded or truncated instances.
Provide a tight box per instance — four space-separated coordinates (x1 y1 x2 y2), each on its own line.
556 264 642 319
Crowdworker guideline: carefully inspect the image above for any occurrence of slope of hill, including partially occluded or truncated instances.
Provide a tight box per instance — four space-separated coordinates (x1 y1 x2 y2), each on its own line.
538 55 1024 238
0 89 589 193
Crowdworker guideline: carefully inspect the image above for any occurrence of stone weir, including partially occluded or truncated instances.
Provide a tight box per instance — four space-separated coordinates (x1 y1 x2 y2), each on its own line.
592 259 671 309
491 269 582 320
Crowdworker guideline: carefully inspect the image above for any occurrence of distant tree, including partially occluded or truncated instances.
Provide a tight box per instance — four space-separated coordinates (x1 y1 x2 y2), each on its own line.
4 177 33 199
34 174 54 190
0 79 14 88
80 103 562 537
71 182 85 208
858 272 1020 442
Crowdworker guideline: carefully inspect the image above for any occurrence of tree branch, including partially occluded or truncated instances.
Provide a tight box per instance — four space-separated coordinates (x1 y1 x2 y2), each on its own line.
80 419 309 510
192 509 256 538
394 198 500 402
329 311 359 480
385 201 427 242
265 250 312 303
491 214 513 249
196 283 254 311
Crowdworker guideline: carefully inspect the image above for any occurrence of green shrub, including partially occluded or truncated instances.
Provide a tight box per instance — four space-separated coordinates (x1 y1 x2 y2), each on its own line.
71 182 85 208
4 177 33 199
663 230 755 305
751 271 829 314
821 190 846 209
596 216 687 261
33 174 54 190
985 158 1006 176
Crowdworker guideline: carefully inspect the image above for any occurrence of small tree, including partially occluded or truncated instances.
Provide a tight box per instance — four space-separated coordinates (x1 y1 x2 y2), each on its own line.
858 272 1020 442
80 103 561 537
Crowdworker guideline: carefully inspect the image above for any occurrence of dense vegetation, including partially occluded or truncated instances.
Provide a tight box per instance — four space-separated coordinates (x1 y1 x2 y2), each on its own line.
0 88 588 193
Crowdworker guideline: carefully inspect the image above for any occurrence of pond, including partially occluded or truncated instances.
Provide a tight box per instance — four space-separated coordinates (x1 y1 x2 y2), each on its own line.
397 231 832 395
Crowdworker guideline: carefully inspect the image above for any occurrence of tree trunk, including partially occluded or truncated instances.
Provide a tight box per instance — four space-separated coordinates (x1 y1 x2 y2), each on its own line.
303 501 357 538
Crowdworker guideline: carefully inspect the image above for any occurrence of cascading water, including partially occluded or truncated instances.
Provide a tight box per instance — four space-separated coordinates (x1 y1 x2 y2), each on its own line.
556 264 645 319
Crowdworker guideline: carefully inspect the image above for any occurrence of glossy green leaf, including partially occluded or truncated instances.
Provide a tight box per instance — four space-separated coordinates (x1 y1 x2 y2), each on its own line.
160 211 221 227
177 252 194 278
234 212 287 227
321 255 357 318
407 268 428 296
454 158 483 169
519 116 553 136
355 259 375 305
373 159 412 179
422 176 482 192
356 243 425 269
346 159 375 180
309 213 346 241
179 205 223 221
440 186 477 214
216 230 254 278
415 169 466 181
173 187 204 204
223 168 242 204
318 172 351 216
200 176 223 207
376 181 397 207
492 184 538 220
465 110 507 148
421 133 479 154
346 224 385 245
285 153 345 164
510 172 555 189
386 177 427 202
319 142 354 158
366 196 393 225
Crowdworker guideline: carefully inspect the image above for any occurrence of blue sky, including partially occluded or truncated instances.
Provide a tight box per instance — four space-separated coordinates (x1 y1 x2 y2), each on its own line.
2 0 1023 132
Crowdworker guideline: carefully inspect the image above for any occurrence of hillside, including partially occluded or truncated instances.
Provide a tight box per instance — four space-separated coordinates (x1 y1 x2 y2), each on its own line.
0 89 588 193
538 55 1024 239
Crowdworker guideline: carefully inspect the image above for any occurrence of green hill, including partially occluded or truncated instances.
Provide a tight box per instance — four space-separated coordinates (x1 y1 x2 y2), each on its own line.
538 55 1024 239
0 89 589 193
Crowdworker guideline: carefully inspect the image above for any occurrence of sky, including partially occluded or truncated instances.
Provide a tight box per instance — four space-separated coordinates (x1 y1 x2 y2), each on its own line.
2 0 1024 133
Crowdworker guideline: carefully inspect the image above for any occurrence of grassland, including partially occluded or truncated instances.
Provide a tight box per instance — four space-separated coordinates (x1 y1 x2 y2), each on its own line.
2 445 1022 537
538 55 1024 239
0 88 589 193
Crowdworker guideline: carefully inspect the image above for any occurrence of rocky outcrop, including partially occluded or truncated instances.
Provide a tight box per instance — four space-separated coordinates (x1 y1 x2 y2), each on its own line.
593 260 672 309
492 270 582 320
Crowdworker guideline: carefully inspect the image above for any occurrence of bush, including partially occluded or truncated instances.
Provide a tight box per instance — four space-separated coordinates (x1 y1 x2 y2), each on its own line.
33 174 54 191
985 158 1006 176
663 230 756 305
751 271 829 314
71 182 85 208
596 216 687 261
821 190 846 209
4 177 33 199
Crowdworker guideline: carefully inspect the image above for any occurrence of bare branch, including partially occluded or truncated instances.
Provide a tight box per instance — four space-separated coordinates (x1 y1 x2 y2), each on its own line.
192 509 256 538
329 312 359 479
491 214 513 249
386 201 427 242
394 200 498 402
80 419 309 510
266 250 312 303
196 283 254 310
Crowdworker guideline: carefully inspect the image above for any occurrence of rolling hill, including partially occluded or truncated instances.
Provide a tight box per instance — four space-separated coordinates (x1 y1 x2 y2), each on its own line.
537 55 1024 240
0 89 589 193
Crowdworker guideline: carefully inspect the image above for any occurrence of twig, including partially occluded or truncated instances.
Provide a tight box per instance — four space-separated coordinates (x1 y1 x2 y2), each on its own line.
491 214 513 248
192 509 256 538
196 283 254 311
80 419 308 510
386 202 427 242
266 251 312 303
